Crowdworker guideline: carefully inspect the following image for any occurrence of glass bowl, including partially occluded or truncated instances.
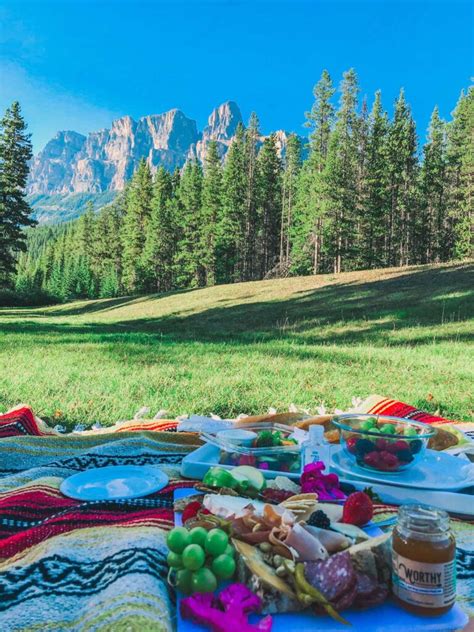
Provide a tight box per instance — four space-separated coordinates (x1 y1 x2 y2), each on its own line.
332 414 435 473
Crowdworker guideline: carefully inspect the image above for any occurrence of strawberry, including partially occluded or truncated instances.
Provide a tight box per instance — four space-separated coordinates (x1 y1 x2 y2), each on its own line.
342 491 374 526
182 501 209 524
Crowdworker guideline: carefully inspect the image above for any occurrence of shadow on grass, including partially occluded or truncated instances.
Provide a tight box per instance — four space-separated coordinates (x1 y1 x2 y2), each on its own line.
0 264 473 349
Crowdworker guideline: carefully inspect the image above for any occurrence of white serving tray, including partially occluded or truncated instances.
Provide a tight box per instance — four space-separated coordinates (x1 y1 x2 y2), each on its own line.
181 442 301 480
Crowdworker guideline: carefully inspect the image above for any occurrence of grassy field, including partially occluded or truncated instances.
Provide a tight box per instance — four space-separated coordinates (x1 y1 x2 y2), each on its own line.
0 261 472 429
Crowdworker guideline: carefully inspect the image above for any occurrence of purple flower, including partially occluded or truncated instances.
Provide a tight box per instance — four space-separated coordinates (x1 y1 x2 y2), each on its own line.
300 461 346 500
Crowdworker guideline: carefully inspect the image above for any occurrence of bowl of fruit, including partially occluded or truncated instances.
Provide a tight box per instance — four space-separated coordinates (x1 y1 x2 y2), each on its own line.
332 414 435 472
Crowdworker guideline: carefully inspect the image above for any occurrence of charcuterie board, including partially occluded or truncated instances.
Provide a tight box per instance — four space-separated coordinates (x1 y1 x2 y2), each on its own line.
174 488 468 632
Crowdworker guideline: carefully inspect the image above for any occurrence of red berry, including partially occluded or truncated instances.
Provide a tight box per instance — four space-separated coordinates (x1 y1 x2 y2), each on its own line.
386 440 410 454
182 501 203 524
375 438 390 451
363 450 382 468
342 492 374 526
379 451 400 470
347 437 358 454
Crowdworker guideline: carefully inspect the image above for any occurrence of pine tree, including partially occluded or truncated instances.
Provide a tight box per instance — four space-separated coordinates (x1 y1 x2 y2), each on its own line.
280 134 302 268
446 87 473 259
360 91 390 268
121 159 153 293
141 167 175 292
200 141 223 286
420 107 448 262
0 102 35 285
256 133 282 276
220 123 247 283
386 89 419 266
291 70 335 274
175 160 204 287
243 112 260 280
324 69 360 273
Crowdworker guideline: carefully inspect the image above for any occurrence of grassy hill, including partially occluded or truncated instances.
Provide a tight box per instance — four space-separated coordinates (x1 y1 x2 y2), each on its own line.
0 261 472 428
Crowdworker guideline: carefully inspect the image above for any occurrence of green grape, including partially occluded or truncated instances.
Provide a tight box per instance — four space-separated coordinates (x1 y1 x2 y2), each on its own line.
360 419 376 431
167 527 190 554
182 544 205 571
167 551 183 568
204 529 229 556
224 544 235 557
176 568 193 595
211 554 236 579
191 568 218 593
189 527 208 547
404 426 418 437
380 423 396 435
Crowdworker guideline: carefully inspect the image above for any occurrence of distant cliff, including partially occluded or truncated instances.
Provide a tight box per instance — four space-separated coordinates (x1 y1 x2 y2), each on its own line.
28 101 299 197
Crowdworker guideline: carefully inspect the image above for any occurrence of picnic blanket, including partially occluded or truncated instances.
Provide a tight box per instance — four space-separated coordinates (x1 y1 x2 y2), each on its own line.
0 404 472 631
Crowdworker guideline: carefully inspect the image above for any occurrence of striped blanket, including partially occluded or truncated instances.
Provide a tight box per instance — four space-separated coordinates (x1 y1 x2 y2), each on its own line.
0 405 472 630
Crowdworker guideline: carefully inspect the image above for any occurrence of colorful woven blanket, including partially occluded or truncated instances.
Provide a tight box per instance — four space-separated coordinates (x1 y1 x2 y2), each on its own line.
0 405 472 630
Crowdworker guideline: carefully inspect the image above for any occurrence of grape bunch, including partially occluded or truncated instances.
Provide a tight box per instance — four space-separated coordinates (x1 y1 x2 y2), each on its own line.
167 526 236 594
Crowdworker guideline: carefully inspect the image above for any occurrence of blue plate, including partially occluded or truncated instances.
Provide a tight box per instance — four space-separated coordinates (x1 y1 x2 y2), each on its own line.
60 465 169 500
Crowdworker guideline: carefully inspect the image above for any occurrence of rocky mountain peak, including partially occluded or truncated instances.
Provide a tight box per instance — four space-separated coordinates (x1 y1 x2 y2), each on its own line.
27 102 304 198
204 101 242 141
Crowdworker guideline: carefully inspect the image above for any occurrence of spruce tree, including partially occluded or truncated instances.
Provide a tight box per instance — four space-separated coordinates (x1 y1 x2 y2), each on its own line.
420 107 448 262
220 123 247 283
386 89 419 266
121 159 153 293
200 141 223 286
243 112 260 280
291 70 335 274
256 133 282 276
446 87 473 259
0 102 35 285
280 134 302 268
324 69 360 273
141 167 175 292
361 91 390 268
175 160 204 287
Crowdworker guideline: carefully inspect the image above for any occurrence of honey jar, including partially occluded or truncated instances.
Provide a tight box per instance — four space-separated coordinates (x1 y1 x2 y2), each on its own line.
392 504 456 616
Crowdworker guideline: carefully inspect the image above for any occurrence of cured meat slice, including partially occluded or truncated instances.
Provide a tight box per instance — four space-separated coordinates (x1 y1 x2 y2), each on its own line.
332 580 358 611
356 583 389 608
354 571 378 600
304 551 356 603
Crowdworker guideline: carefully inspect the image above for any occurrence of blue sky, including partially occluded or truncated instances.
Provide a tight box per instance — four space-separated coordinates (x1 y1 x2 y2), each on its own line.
0 0 472 153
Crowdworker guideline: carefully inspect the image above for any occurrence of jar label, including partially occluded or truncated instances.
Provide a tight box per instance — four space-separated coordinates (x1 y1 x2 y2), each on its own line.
392 552 456 608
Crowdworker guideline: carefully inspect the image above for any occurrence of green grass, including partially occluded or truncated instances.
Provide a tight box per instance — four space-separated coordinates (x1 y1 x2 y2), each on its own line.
0 261 473 429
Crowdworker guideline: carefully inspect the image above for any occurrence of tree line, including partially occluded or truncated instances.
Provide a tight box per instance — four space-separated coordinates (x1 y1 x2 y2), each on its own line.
4 69 473 303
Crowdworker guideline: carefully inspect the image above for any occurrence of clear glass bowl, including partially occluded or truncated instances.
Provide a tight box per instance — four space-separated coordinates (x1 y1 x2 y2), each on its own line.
332 414 435 473
201 422 302 475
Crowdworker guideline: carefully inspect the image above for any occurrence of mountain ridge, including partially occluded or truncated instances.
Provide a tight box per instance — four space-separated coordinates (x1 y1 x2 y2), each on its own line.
28 101 301 197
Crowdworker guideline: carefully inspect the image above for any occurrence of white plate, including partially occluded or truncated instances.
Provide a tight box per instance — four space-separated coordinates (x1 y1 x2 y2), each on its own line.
60 465 169 500
332 448 472 491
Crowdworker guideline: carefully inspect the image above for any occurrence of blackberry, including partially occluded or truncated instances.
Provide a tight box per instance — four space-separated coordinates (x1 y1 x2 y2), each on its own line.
355 438 375 456
397 449 414 463
307 509 331 529
410 439 423 454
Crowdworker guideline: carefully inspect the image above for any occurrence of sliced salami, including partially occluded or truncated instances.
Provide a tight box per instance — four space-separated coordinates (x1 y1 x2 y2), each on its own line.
304 551 356 603
354 571 378 600
332 580 358 611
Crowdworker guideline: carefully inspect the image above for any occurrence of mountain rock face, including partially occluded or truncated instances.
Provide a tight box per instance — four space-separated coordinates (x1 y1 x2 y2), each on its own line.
27 101 301 196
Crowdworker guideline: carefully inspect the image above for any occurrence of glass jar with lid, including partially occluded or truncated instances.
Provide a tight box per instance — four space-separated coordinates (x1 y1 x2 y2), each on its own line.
392 504 456 616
